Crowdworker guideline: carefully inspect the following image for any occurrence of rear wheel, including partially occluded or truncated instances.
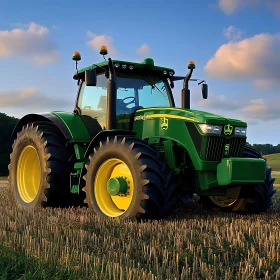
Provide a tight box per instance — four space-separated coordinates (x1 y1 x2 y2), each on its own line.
8 122 73 209
199 146 276 213
82 136 177 220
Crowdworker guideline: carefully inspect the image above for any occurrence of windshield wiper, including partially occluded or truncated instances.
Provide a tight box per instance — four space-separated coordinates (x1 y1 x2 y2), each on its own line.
143 77 166 97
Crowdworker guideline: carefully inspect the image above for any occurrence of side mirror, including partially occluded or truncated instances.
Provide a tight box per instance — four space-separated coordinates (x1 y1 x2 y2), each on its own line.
85 69 97 86
202 83 208 99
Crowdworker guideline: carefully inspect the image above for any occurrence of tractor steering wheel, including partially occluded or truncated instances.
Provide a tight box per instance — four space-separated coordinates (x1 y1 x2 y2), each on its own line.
83 106 94 110
120 96 136 108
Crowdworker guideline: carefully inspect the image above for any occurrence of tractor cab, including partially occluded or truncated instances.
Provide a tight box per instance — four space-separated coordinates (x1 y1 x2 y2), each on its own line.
72 47 176 132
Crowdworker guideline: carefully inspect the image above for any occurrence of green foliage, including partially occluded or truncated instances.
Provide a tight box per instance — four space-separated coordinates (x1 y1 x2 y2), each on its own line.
0 245 86 280
246 142 280 156
0 113 19 176
251 143 276 155
275 144 280 154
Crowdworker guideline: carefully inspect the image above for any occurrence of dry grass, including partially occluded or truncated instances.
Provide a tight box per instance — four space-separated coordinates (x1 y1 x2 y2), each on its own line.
272 172 280 186
0 181 279 279
264 153 280 172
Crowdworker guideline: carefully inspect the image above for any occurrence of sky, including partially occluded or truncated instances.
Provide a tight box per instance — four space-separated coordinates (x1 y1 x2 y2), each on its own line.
0 0 279 145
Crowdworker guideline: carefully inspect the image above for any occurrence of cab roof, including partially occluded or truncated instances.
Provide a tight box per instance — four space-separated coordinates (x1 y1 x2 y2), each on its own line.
73 58 175 80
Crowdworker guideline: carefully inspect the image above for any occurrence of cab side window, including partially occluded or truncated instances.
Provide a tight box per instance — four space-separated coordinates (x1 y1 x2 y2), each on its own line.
77 74 108 129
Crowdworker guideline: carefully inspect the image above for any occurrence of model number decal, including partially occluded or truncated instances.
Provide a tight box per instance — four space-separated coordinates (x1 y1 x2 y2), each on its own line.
134 115 149 121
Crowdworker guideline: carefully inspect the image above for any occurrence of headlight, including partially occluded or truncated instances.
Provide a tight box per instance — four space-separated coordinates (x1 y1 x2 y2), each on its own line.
234 127 247 136
198 124 222 135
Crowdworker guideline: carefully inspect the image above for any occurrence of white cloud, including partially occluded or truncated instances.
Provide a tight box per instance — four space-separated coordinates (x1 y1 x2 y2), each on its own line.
193 91 280 123
219 0 242 14
241 98 280 121
195 93 241 111
0 87 72 110
218 0 260 14
136 43 151 56
218 0 280 15
223 26 243 41
253 78 280 91
87 31 118 55
204 33 280 90
0 22 60 65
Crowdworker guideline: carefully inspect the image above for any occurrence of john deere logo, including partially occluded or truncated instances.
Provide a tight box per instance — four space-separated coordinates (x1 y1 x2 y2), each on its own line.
224 144 230 156
160 117 168 130
224 124 233 135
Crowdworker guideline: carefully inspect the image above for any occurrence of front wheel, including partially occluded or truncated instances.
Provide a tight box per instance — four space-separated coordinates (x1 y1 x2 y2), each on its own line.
199 146 276 213
82 136 177 220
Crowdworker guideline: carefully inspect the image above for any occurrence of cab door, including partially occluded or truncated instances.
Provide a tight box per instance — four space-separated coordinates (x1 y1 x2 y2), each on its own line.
76 73 108 131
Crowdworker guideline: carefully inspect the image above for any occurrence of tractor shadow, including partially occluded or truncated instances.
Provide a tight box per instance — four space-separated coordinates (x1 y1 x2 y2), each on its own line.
168 200 224 220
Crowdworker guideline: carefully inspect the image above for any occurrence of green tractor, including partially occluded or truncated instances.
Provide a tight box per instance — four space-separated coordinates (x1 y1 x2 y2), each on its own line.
8 46 276 220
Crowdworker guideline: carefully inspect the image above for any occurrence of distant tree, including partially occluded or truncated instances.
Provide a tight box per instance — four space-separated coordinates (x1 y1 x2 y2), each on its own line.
275 144 280 154
252 143 276 155
0 113 19 176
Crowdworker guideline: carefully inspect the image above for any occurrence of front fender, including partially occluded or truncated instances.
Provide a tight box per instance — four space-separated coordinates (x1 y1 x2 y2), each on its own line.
84 129 136 158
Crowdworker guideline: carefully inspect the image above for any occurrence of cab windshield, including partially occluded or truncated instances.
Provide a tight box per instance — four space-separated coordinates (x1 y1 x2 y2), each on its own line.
115 73 173 113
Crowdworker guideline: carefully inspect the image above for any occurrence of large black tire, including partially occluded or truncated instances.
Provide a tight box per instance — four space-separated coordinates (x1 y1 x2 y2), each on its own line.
8 122 73 209
82 136 177 220
199 146 276 213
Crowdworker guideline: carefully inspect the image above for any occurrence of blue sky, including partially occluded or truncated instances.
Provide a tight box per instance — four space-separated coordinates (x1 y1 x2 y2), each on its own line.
0 0 279 145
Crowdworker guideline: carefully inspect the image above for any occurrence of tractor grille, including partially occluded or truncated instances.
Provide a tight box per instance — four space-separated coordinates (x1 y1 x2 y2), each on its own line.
185 122 246 162
204 137 246 161
205 137 226 161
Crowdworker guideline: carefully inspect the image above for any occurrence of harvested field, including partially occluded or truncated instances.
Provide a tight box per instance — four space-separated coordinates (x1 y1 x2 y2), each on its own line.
0 181 279 279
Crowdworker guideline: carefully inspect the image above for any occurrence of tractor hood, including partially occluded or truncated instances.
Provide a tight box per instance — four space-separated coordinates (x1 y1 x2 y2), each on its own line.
135 107 247 127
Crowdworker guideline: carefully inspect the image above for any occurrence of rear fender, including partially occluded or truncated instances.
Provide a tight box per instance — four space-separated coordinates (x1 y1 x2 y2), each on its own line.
11 112 91 143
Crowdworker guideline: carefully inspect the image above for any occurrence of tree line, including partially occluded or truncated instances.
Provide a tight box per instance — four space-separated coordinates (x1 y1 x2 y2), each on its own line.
0 112 279 176
246 143 280 156
0 113 19 176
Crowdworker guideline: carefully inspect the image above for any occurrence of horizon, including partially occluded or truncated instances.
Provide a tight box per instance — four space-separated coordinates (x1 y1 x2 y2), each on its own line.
0 0 279 145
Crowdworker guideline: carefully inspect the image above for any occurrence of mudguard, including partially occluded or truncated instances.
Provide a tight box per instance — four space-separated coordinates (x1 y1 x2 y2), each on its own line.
11 112 91 142
84 129 136 157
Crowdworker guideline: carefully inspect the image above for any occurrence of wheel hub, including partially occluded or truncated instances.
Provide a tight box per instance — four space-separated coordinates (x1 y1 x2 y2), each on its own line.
17 145 41 203
94 158 134 217
107 177 128 196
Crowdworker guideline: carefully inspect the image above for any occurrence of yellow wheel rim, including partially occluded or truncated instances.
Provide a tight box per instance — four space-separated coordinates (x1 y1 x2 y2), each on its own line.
17 145 41 203
94 158 134 217
209 186 241 207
